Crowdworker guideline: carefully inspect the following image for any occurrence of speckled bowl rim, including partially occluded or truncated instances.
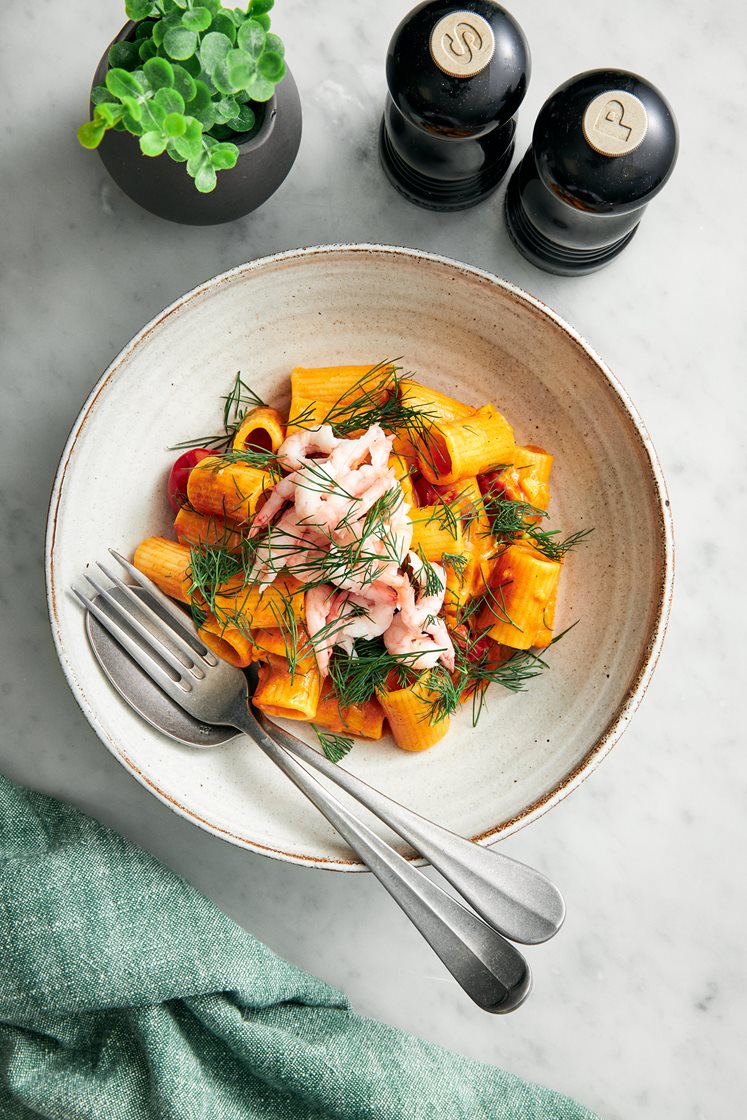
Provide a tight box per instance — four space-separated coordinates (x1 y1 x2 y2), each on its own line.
45 243 674 871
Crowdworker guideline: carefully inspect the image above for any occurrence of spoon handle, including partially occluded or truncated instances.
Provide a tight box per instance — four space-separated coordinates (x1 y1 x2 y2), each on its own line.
233 709 531 1014
256 712 564 945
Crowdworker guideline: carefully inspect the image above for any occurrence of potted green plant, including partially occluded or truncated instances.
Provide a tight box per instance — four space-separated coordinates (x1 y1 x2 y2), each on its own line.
78 0 302 225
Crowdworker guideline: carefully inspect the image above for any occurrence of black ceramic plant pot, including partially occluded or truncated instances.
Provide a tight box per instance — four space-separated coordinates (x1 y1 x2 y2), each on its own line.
91 23 302 225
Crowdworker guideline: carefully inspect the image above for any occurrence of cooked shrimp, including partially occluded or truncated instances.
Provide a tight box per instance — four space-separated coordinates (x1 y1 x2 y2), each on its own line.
383 556 455 671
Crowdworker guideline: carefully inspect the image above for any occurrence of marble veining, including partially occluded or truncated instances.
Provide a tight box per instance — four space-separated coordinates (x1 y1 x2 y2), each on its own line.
1 1 745 1117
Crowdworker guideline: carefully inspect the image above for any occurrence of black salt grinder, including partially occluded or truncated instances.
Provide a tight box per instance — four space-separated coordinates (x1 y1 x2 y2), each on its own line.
379 0 530 210
504 69 679 275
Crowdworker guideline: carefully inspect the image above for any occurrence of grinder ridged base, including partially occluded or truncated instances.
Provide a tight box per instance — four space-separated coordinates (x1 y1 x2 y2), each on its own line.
504 170 639 276
379 118 515 212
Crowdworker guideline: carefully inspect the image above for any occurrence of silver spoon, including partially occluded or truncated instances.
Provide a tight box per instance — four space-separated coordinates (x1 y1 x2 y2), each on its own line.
75 557 532 1013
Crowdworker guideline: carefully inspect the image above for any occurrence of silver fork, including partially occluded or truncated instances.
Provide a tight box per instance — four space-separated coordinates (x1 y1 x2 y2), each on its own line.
74 552 537 1013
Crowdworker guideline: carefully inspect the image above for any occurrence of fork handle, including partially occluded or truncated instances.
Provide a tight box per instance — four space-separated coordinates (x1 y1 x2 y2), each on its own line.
232 710 531 1013
256 712 564 945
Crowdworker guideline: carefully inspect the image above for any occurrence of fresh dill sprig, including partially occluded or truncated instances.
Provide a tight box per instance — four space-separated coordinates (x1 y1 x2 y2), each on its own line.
482 494 549 537
441 552 469 579
421 664 462 725
421 496 460 540
207 447 283 477
413 548 444 598
187 539 246 614
171 371 268 452
523 526 594 561
313 726 355 764
328 637 422 709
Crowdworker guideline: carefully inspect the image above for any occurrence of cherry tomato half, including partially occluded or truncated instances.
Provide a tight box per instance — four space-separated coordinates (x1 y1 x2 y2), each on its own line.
167 448 212 513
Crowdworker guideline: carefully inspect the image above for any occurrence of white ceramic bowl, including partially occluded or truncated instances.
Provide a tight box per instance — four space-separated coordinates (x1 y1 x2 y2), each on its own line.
46 245 673 870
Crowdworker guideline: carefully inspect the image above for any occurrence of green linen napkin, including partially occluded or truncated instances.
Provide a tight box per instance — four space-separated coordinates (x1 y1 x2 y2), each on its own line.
0 774 600 1120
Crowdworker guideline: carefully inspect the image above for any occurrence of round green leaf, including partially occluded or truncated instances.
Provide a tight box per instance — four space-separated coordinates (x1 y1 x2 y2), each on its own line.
172 0 189 8
227 103 256 132
225 49 255 88
172 64 197 101
160 0 181 12
140 130 169 156
237 19 266 58
254 14 271 31
258 50 284 82
172 117 204 159
208 141 239 170
140 101 166 131
138 39 158 62
166 143 187 162
164 112 187 137
215 96 240 123
108 41 141 71
179 53 201 77
135 19 157 39
211 59 237 95
192 102 217 130
181 7 213 33
152 19 166 47
121 95 143 121
163 26 198 60
143 56 175 90
187 151 205 177
199 30 233 73
77 120 106 149
122 112 143 135
189 80 212 111
265 32 284 58
153 87 185 115
125 0 155 19
211 12 237 42
94 102 125 127
105 67 144 100
91 84 116 105
250 0 274 14
244 75 275 102
195 161 218 193
209 124 233 140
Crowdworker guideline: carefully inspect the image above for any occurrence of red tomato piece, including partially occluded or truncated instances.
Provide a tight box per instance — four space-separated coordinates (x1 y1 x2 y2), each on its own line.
167 448 212 513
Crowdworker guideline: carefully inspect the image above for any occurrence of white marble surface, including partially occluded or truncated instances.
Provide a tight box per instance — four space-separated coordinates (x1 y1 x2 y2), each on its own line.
1 0 745 1116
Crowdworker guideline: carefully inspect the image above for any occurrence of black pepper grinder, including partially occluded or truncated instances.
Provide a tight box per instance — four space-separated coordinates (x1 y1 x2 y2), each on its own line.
379 0 530 210
504 69 679 275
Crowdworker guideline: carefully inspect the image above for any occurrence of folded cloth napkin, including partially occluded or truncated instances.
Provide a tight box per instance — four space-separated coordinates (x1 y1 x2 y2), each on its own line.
0 774 600 1119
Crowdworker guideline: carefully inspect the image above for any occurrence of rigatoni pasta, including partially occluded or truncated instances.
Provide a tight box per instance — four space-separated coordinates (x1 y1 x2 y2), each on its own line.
134 365 589 758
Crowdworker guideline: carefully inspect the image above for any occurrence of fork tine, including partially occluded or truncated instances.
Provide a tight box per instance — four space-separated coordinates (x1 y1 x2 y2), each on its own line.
83 573 205 681
73 588 192 699
95 561 213 670
108 549 217 664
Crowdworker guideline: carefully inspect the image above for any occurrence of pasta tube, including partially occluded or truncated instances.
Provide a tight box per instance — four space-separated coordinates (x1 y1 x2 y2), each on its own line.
377 673 450 752
313 680 386 740
250 627 317 672
174 508 243 552
213 574 305 632
252 654 321 720
133 537 193 604
513 444 553 513
410 510 464 562
187 457 269 524
418 404 515 486
285 395 327 436
197 613 254 668
478 543 561 650
393 380 473 461
290 363 395 406
232 407 285 454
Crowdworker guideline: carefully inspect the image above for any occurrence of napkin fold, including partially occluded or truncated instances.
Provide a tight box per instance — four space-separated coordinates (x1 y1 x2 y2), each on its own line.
0 774 599 1119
